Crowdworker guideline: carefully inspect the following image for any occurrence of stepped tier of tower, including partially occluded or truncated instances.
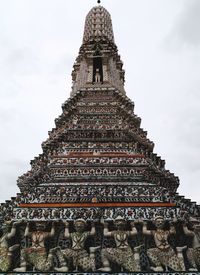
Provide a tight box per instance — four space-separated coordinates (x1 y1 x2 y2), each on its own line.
1 87 199 222
10 88 177 220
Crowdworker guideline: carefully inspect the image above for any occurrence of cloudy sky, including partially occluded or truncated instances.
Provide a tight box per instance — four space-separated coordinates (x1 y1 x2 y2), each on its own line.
0 0 200 204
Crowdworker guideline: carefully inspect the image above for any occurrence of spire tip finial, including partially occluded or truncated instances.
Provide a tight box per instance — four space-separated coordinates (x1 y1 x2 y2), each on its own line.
97 0 101 4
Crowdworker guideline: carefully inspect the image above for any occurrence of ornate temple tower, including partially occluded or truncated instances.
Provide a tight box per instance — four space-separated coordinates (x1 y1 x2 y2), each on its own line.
71 5 125 95
0 3 200 274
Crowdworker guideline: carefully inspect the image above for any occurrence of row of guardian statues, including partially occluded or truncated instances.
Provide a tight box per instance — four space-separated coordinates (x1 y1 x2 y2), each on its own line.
0 215 200 272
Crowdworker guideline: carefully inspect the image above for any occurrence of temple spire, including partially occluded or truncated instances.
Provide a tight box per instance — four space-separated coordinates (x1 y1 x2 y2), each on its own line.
83 5 115 44
71 5 125 95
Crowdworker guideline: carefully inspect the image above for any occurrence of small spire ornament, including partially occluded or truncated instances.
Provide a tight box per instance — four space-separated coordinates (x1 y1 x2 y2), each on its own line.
97 0 101 4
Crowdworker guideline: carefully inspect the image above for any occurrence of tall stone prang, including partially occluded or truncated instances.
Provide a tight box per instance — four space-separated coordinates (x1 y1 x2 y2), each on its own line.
0 4 200 274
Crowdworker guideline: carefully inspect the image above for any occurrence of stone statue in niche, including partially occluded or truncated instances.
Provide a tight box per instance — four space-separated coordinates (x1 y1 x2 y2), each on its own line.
0 220 20 272
95 68 101 83
14 221 57 272
55 219 99 272
183 218 200 271
99 216 141 272
142 215 186 272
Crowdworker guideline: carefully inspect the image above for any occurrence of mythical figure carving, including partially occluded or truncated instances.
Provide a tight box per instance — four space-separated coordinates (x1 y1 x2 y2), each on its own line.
142 215 186 272
183 218 200 271
14 221 56 272
99 216 141 272
95 68 101 83
55 219 99 272
0 220 20 272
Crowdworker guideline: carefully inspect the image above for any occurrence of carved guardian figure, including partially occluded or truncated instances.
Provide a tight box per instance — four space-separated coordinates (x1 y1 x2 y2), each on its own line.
99 216 141 272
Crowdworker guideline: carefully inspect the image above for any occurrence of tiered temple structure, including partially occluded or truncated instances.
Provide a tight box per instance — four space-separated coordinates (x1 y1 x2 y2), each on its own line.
0 4 200 274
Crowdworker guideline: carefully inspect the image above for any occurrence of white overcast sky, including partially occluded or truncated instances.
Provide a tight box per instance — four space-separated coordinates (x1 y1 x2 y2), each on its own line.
0 0 200 204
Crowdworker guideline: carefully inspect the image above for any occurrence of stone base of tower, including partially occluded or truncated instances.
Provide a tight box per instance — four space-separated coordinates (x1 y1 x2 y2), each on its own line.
7 273 200 275
3 206 199 273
